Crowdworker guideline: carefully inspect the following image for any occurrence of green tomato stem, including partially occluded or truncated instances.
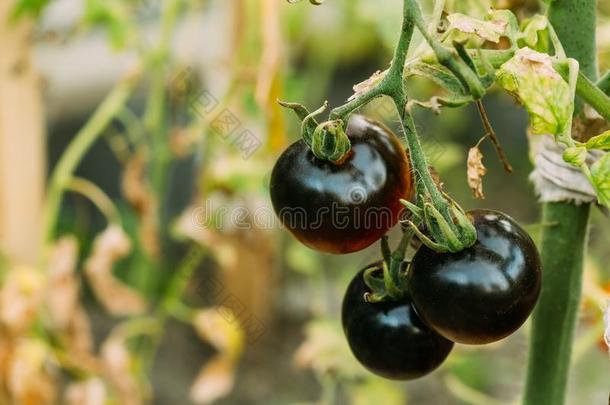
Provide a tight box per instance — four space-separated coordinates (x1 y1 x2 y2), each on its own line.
523 0 598 403
405 0 485 98
597 70 610 96
523 203 591 405
42 72 139 248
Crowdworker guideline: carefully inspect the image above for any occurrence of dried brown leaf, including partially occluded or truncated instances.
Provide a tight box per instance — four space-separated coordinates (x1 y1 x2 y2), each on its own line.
101 332 142 405
46 236 79 329
7 339 57 405
85 225 147 316
192 308 244 359
349 70 386 102
467 146 487 199
64 378 107 405
66 308 94 355
190 356 236 405
122 153 160 258
0 266 44 334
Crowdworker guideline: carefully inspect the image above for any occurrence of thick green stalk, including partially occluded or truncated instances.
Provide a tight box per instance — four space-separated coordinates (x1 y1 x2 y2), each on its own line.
524 203 591 404
523 0 598 403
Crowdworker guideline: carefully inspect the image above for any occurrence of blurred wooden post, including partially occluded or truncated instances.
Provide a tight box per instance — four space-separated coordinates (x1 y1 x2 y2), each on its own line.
0 1 45 266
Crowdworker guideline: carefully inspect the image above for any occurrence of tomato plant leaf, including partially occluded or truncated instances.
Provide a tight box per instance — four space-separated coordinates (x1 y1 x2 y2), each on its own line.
445 10 518 45
10 0 50 20
84 0 132 50
518 15 549 50
496 48 572 136
589 152 610 207
405 62 467 95
585 130 610 151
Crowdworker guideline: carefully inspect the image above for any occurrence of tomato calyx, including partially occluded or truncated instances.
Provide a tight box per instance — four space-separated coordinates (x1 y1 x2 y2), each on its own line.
363 234 411 303
400 191 477 253
277 99 351 164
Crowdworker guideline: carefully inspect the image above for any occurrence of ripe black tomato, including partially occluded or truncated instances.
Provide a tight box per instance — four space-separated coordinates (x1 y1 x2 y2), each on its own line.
408 209 542 345
270 115 412 254
342 263 454 380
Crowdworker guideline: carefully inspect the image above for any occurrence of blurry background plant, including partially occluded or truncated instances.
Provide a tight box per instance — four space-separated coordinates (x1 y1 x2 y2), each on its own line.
0 0 608 404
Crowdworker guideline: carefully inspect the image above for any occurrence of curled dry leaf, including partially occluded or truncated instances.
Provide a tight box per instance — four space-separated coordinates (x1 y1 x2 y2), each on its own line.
190 356 236 405
7 339 57 405
65 308 95 357
46 236 79 329
467 146 487 199
349 70 386 102
101 332 142 405
85 225 147 316
122 153 160 258
0 266 44 334
190 308 245 404
64 378 107 405
192 308 244 360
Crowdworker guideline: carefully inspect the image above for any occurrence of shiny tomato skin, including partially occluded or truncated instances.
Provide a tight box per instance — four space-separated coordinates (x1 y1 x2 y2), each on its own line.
408 209 542 345
342 264 454 380
270 115 412 254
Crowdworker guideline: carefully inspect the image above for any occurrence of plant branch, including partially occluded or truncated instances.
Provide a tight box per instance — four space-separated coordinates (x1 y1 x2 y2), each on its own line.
42 71 140 247
475 101 512 173
406 0 484 98
597 70 610 96
65 177 122 225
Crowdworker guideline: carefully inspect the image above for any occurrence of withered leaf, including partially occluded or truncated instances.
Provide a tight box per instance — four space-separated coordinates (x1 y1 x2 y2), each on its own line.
467 146 487 199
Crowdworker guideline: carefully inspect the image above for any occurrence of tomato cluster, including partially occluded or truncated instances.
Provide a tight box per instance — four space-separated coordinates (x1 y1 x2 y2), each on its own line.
270 115 542 380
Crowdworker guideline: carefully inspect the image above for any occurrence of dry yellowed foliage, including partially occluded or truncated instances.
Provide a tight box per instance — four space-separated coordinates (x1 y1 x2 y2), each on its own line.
467 146 487 199
85 225 147 316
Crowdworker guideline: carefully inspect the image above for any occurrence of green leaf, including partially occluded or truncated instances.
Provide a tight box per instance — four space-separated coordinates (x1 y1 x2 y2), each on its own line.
84 0 132 50
496 48 572 136
405 62 467 95
562 146 587 167
590 153 610 207
11 0 50 20
585 130 610 150
518 15 549 50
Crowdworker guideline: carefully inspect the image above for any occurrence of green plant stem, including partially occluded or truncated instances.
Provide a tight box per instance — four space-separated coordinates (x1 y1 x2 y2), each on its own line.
523 0 598 403
145 0 182 197
554 64 610 122
384 0 448 215
406 0 484 98
523 203 591 405
597 70 610 96
42 73 139 247
65 177 122 225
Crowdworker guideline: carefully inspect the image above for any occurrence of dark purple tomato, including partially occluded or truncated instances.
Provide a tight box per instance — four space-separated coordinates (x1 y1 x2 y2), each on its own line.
408 209 542 344
270 115 412 254
342 263 454 380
